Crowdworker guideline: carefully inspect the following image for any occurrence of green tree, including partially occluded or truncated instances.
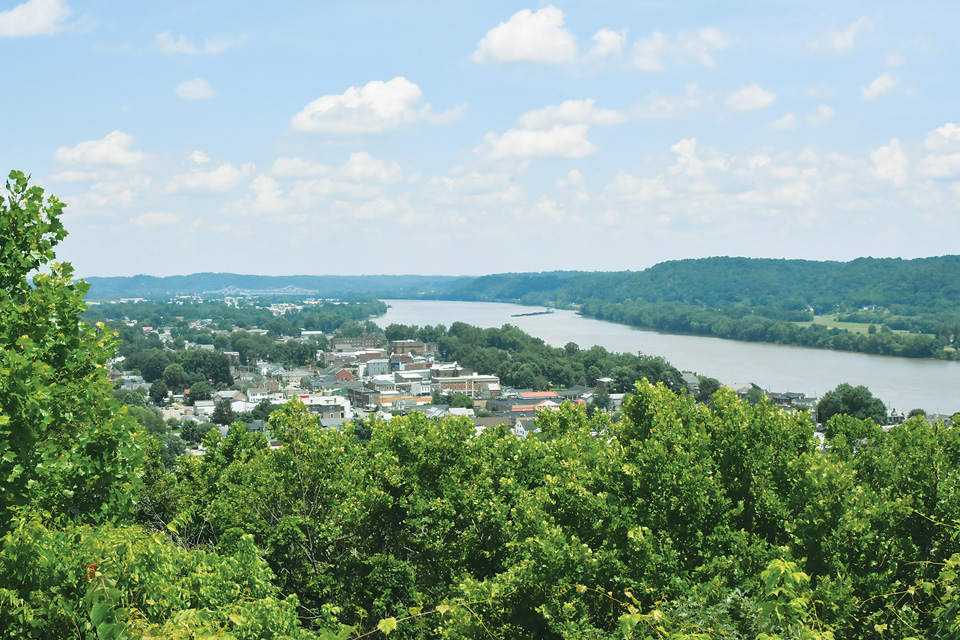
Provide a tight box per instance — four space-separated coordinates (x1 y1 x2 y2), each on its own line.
590 387 612 413
149 378 169 406
187 380 213 404
817 382 886 424
0 171 143 530
162 362 189 393
211 397 237 426
695 375 722 404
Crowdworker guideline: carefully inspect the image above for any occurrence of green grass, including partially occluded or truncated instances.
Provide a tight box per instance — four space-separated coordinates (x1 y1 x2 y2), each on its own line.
793 316 917 336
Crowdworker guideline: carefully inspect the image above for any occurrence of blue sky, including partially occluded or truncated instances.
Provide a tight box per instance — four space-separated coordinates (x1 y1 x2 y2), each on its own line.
3 0 959 277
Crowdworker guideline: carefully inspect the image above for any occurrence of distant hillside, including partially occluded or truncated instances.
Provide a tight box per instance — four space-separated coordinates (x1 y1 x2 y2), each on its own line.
433 256 960 359
438 256 960 315
83 273 463 299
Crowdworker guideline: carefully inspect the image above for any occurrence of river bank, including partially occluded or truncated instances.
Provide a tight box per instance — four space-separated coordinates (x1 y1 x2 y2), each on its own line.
374 299 960 415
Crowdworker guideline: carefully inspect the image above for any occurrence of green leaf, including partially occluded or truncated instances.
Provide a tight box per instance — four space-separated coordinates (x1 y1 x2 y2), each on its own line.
377 617 398 635
90 601 111 627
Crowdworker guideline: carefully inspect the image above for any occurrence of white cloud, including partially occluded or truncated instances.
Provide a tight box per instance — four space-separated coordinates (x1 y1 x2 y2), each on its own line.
50 169 116 182
477 124 597 160
589 28 626 57
426 170 521 206
630 83 710 118
916 153 960 179
725 84 776 111
291 77 459 134
605 172 672 202
228 174 291 215
769 113 798 131
861 72 898 100
807 104 835 125
340 152 402 182
167 162 255 192
669 138 704 176
176 78 215 100
871 139 907 186
289 178 380 203
133 212 183 228
54 131 145 166
0 0 70 37
190 150 210 164
473 5 576 64
270 157 332 177
334 196 400 221
632 27 734 70
63 177 150 213
154 31 246 55
770 105 834 130
828 17 874 51
556 169 584 189
922 123 960 150
518 99 627 129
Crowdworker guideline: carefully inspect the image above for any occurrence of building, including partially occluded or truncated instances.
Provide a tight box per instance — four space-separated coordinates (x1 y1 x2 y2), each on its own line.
329 333 382 352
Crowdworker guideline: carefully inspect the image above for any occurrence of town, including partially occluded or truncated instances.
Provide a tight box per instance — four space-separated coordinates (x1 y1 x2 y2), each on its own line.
109 315 930 456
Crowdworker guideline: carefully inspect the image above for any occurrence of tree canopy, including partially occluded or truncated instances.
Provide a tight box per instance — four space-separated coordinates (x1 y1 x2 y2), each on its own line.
0 171 143 529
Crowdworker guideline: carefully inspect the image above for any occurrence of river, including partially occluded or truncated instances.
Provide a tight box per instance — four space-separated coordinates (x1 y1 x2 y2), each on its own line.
373 299 960 415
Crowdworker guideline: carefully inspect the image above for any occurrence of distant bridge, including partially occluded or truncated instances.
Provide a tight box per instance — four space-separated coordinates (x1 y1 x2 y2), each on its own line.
204 284 319 297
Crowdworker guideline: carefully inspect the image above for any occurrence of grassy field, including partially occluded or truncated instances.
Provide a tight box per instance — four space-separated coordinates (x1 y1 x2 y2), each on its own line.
793 316 918 335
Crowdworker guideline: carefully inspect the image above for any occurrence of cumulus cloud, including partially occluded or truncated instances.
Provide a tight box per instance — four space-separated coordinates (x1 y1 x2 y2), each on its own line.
811 17 874 52
232 174 291 215
605 172 672 203
916 126 960 179
426 170 521 206
50 169 116 182
630 83 710 118
518 99 627 129
154 31 247 55
190 150 210 164
922 123 960 150
0 0 70 37
167 162 255 192
176 78 215 100
770 105 834 130
54 131 145 166
769 113 799 131
916 153 960 180
871 139 907 186
63 177 150 213
589 28 626 57
669 138 705 176
556 169 584 189
632 27 734 70
290 77 461 134
133 212 183 228
340 152 402 182
807 104 835 125
473 5 576 64
861 72 898 100
270 156 332 177
477 124 597 160
725 84 776 110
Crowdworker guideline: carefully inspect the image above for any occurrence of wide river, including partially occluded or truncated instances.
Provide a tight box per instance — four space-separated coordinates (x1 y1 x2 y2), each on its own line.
374 299 960 415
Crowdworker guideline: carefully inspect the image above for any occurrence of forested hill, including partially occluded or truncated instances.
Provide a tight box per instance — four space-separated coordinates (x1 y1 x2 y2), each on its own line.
437 256 960 315
83 273 461 299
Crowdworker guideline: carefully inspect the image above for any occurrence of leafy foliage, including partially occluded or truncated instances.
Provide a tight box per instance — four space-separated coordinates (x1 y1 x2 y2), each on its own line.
0 171 144 530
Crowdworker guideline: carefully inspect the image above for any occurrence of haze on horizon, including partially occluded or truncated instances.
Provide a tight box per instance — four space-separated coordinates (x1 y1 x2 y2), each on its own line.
3 1 958 278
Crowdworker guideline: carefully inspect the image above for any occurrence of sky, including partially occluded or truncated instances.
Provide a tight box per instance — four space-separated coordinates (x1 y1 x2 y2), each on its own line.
2 0 959 278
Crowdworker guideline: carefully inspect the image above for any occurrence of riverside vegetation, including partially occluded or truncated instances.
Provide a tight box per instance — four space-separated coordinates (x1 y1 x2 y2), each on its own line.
3 172 960 639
